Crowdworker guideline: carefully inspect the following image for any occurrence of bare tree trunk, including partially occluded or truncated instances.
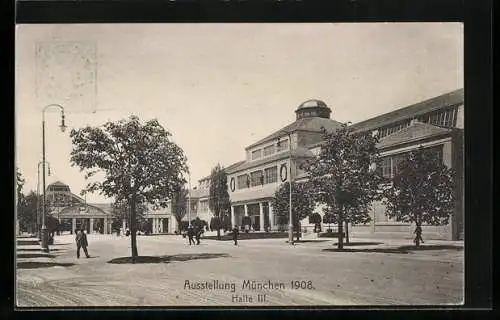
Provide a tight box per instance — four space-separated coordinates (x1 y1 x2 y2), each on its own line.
130 199 138 263
176 217 182 233
216 214 221 241
345 220 349 244
337 204 344 249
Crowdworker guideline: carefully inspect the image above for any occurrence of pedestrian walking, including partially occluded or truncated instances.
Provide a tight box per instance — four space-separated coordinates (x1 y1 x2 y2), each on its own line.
413 225 424 246
195 226 202 245
232 225 239 246
75 229 90 258
187 225 195 246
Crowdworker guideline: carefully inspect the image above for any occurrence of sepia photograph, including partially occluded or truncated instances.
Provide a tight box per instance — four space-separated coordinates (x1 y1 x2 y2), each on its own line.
15 23 464 307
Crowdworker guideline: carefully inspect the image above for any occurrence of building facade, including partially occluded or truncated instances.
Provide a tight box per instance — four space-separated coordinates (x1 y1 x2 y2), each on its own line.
225 100 344 231
349 88 464 240
216 89 463 240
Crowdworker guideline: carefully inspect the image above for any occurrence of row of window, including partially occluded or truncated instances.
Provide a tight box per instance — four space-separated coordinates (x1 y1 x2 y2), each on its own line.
377 107 458 139
236 166 278 189
377 146 443 179
251 139 290 160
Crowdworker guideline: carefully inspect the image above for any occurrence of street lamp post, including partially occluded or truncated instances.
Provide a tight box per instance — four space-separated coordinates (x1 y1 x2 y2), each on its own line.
277 131 294 245
36 161 50 238
41 104 66 253
188 173 192 227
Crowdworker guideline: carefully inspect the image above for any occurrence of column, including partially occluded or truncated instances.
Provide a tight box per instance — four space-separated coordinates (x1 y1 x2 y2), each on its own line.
122 219 126 235
244 204 249 231
268 202 274 231
259 203 264 232
153 218 157 234
72 218 76 234
231 206 235 227
159 219 163 233
89 218 94 234
171 218 177 234
103 217 108 234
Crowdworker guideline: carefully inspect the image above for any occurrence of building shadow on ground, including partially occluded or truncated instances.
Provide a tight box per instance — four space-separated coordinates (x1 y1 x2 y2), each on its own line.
17 253 56 259
107 253 231 264
17 248 63 252
323 245 463 254
17 261 75 269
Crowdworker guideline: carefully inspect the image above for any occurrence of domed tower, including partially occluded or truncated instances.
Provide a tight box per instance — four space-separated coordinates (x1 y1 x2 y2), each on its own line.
46 181 73 207
295 99 332 120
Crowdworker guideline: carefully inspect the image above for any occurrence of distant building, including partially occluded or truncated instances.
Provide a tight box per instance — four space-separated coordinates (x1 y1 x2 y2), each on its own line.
45 181 114 234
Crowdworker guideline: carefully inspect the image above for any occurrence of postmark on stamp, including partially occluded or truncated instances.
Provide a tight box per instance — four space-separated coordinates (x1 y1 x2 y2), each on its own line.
35 41 97 113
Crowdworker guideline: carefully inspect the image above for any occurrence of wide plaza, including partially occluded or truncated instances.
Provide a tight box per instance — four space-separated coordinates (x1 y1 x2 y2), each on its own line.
16 234 463 307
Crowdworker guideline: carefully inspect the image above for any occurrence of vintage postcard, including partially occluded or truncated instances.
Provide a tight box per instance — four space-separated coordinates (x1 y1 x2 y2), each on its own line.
15 23 464 307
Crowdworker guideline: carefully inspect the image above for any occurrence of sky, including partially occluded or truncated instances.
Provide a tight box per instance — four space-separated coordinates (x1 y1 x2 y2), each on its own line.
15 23 463 203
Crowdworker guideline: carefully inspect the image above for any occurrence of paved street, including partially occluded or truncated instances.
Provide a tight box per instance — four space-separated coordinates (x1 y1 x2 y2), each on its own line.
16 234 463 307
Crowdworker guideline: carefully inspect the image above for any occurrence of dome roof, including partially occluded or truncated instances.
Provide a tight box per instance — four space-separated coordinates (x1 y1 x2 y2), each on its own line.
297 99 328 110
47 181 71 192
48 181 67 186
295 99 332 120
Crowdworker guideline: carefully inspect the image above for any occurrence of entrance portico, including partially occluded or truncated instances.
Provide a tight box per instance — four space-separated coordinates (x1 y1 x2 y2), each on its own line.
59 205 113 234
231 200 274 231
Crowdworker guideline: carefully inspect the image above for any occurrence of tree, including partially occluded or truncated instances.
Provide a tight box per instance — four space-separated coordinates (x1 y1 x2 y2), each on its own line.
16 168 25 207
171 183 188 233
309 212 322 232
18 191 38 234
221 214 232 232
382 146 455 247
271 181 314 241
304 124 383 249
241 216 252 232
322 210 336 231
208 164 231 240
112 199 149 232
191 217 204 230
70 116 188 262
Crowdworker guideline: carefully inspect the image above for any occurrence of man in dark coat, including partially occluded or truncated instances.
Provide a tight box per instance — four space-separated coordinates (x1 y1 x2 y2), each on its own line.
187 225 195 246
195 226 202 245
232 225 239 246
75 229 90 258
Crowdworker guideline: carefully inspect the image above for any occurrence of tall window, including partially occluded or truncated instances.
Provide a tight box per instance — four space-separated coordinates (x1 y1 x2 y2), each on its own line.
435 108 456 127
263 144 275 157
264 166 278 184
391 153 407 177
380 157 392 178
237 174 249 189
199 200 208 212
251 149 262 160
379 145 444 179
250 170 264 187
277 139 289 152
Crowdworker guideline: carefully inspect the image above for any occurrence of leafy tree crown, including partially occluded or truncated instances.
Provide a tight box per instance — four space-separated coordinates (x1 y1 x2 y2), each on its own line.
382 146 455 226
70 115 188 205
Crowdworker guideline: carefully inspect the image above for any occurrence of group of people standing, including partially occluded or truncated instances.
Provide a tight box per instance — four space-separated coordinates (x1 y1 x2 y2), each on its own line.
186 225 203 245
185 225 240 246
